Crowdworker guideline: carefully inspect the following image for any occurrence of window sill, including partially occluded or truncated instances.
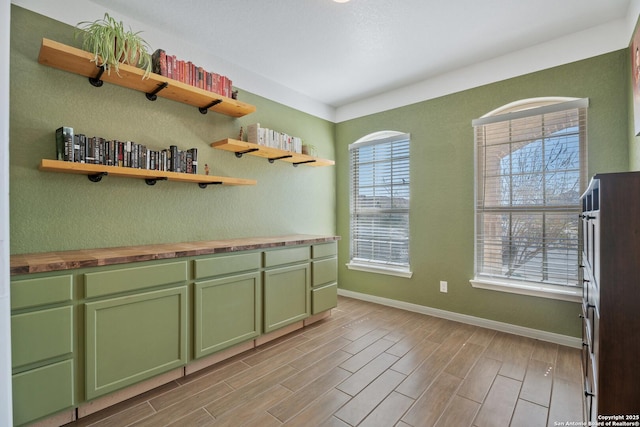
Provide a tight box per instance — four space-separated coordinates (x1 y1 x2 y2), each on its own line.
469 278 581 303
346 262 413 278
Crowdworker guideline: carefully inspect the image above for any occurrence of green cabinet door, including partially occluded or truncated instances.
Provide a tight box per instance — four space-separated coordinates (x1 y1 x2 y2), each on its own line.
263 263 310 333
85 286 188 400
194 272 261 358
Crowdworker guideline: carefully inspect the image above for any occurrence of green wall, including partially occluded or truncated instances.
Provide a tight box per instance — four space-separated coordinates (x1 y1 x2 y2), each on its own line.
9 6 335 254
11 5 633 338
336 50 629 337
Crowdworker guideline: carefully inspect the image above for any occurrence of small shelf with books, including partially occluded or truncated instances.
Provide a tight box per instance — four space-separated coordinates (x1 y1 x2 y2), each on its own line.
39 159 257 188
211 139 335 167
37 38 256 118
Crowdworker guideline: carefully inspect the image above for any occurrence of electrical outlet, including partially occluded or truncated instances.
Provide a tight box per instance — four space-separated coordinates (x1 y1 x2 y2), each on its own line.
440 281 448 293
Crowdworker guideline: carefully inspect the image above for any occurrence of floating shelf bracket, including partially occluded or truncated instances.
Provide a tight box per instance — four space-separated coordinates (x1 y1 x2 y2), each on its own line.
198 181 223 189
145 82 169 101
234 148 260 158
292 160 317 167
88 66 105 87
145 177 168 186
268 155 293 164
87 171 108 182
199 99 223 114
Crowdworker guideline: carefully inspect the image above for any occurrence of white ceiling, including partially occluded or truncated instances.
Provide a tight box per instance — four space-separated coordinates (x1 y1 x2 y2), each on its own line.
13 0 636 121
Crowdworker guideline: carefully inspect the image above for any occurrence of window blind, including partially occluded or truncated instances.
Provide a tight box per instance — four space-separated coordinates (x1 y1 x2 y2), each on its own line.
474 98 588 287
349 133 410 271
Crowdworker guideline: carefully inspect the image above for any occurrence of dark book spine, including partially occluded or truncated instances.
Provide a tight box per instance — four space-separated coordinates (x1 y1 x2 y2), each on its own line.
77 134 86 163
170 145 178 172
55 126 73 161
190 148 198 174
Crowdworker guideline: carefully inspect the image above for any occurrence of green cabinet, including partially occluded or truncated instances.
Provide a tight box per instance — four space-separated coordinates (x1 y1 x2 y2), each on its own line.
311 243 338 314
194 252 262 358
83 260 189 399
85 285 188 400
9 238 338 424
263 247 311 332
10 274 75 426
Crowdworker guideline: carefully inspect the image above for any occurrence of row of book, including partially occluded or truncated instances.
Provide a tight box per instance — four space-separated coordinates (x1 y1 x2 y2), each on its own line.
55 126 198 174
246 123 303 154
152 49 234 99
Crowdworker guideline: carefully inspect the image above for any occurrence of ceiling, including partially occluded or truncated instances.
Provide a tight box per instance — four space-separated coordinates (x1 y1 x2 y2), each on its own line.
67 0 628 117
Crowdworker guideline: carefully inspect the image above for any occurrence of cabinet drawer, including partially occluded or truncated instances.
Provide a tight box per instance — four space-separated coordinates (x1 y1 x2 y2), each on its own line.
11 306 73 368
11 274 73 310
84 261 188 298
264 246 310 267
312 283 338 314
13 359 74 426
312 257 337 287
312 242 337 259
194 252 261 279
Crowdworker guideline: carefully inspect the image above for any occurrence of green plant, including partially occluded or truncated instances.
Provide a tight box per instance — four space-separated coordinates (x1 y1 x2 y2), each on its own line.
75 13 152 78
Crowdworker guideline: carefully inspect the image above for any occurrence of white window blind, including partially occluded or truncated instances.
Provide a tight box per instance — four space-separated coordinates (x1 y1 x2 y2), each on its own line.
473 98 588 288
349 132 410 274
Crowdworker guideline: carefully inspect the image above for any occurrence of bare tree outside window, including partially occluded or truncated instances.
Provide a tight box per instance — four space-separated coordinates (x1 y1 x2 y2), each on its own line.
474 99 587 288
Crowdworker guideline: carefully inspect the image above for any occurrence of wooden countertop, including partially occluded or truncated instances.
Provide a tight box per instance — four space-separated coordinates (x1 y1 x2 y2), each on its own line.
10 234 340 275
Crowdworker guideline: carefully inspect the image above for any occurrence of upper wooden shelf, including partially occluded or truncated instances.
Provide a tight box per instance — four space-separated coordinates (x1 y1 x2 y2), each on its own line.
39 159 257 188
37 38 256 118
211 139 335 167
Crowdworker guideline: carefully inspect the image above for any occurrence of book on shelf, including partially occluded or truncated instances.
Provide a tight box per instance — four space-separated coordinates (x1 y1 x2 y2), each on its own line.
151 49 234 98
246 123 303 154
55 126 74 161
54 127 199 174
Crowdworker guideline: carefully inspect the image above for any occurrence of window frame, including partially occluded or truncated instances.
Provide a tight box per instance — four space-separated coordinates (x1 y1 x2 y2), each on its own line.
471 97 588 302
347 131 412 278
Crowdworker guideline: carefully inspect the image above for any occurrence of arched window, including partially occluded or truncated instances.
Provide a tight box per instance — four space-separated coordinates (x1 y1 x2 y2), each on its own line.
471 98 588 300
347 131 412 277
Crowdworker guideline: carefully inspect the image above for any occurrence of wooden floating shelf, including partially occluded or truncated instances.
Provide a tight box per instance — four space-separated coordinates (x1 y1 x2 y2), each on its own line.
39 159 257 187
37 38 256 118
211 139 335 167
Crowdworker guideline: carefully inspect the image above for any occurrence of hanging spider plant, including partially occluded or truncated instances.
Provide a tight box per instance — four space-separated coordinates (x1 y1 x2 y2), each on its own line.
75 13 152 79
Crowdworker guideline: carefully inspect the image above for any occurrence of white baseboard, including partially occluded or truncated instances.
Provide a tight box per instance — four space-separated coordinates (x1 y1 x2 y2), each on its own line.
337 289 582 349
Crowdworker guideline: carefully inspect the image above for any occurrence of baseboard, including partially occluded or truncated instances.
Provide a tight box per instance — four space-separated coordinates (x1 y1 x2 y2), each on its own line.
337 289 582 349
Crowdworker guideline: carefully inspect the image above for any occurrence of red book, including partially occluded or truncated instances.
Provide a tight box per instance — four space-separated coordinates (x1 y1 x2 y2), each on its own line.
166 55 173 79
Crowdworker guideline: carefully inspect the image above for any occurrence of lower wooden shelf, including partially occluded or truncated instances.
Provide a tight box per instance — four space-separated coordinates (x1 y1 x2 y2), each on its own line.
211 139 335 167
39 159 257 187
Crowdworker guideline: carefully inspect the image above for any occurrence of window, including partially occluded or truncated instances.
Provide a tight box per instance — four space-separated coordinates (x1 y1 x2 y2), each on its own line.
471 98 588 300
347 131 412 277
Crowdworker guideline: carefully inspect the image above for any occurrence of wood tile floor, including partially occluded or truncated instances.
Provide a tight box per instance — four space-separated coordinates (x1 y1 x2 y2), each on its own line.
64 296 584 427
